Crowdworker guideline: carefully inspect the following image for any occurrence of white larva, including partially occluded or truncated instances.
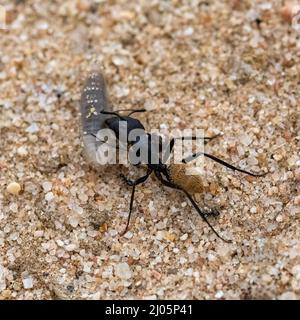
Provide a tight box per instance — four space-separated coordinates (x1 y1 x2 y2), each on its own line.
80 70 113 166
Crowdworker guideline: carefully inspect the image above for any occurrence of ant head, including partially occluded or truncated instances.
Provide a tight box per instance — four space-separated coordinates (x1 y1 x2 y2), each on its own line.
105 116 145 142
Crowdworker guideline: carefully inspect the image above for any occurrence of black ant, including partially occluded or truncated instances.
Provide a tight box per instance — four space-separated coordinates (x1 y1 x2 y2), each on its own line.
81 71 267 242
97 109 266 242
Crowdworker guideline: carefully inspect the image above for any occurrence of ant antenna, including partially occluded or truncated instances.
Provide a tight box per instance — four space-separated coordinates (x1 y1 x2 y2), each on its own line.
100 108 146 119
116 108 146 116
100 110 126 120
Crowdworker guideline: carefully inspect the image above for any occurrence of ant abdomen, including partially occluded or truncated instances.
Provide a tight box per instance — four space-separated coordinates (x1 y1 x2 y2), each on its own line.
167 164 204 194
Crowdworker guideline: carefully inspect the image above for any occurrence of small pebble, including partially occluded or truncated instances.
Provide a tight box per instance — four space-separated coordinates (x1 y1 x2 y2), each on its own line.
76 0 91 12
17 146 28 156
215 290 224 299
114 263 132 280
180 233 188 241
280 3 300 23
278 291 297 300
6 182 21 195
295 168 300 181
42 181 52 192
99 223 108 233
124 231 133 239
22 277 33 289
45 192 54 202
250 206 257 214
65 244 77 251
239 133 252 146
294 195 300 205
144 295 157 300
26 123 39 133
69 216 79 228
156 231 165 241
112 55 128 66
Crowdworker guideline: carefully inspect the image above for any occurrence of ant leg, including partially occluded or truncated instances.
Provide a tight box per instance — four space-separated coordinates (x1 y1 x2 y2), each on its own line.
183 190 232 243
162 135 220 163
176 134 220 141
202 206 220 218
119 170 152 236
190 195 220 218
154 171 181 190
119 184 136 236
170 135 220 152
182 152 267 177
154 171 230 243
120 171 150 186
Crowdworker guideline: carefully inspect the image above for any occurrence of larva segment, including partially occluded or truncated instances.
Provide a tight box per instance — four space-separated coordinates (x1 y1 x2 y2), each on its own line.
80 71 111 135
80 71 112 165
167 164 204 194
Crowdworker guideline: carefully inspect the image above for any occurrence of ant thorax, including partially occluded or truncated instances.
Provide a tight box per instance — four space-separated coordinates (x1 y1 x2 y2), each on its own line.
128 133 162 166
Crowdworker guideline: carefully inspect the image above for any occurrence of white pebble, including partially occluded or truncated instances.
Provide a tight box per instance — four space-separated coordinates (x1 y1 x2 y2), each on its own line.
9 203 18 213
239 133 252 146
83 263 91 273
156 221 166 230
17 146 28 156
45 192 54 202
56 240 64 247
114 85 130 98
42 181 52 192
22 276 33 289
69 216 79 228
207 253 216 261
185 268 193 276
215 290 224 299
179 257 187 264
248 96 256 103
109 229 118 237
180 233 188 241
0 265 6 291
102 266 113 279
65 243 77 251
160 123 168 129
148 80 156 89
34 230 44 237
26 123 39 133
144 295 157 300
183 26 194 36
187 246 194 254
112 55 128 66
124 231 133 239
156 231 165 241
291 265 300 280
247 156 258 166
114 263 132 280
78 193 88 203
144 100 156 111
250 206 257 214
278 291 297 300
